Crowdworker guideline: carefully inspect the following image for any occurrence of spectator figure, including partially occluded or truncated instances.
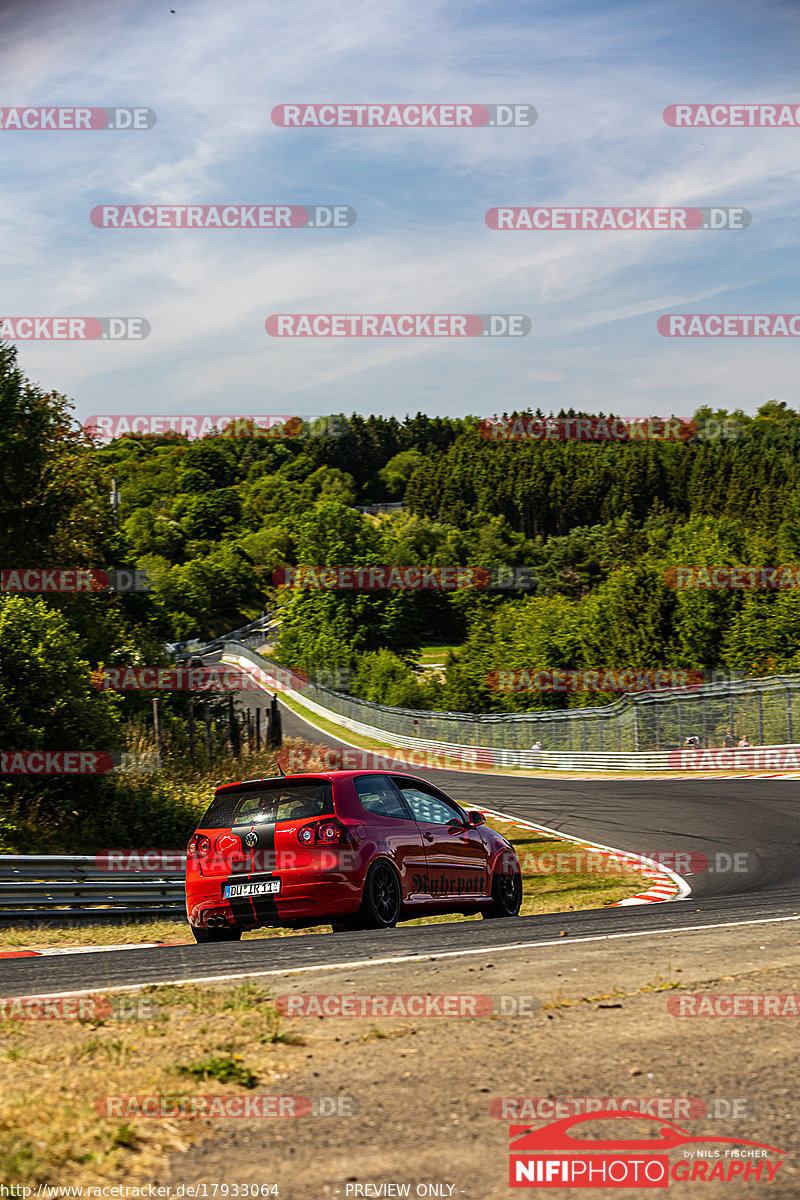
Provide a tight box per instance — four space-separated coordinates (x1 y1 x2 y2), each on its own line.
738 734 750 748
684 735 702 750
723 730 736 748
531 740 542 751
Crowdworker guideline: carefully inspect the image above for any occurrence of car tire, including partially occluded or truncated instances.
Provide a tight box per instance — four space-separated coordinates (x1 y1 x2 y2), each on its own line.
355 860 402 929
191 926 242 943
482 867 522 918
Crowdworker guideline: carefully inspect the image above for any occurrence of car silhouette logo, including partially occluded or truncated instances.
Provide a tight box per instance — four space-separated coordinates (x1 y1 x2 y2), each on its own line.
510 1110 784 1154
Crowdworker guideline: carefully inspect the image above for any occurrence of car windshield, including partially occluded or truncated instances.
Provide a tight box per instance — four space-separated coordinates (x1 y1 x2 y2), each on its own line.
198 781 334 829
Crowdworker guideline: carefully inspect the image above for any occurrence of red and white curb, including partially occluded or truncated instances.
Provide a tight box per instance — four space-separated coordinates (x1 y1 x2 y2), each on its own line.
0 941 189 959
479 807 689 906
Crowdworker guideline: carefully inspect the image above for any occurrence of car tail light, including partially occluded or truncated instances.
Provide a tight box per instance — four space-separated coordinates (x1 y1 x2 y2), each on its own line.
188 835 212 858
318 820 346 844
296 818 351 846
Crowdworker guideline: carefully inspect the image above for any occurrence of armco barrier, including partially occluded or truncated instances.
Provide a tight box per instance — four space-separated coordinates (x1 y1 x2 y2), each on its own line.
0 856 184 923
219 646 800 772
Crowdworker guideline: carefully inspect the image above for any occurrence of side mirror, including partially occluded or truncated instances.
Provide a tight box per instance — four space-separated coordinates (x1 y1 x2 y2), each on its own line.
467 811 485 827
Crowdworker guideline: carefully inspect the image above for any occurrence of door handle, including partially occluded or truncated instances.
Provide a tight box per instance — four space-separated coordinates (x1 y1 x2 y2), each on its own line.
423 832 435 842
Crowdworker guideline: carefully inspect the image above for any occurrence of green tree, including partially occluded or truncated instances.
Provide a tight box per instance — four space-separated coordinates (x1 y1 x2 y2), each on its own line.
0 596 123 815
0 341 116 566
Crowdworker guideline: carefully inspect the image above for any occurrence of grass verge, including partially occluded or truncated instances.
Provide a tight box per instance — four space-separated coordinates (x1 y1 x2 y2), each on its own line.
0 981 298 1183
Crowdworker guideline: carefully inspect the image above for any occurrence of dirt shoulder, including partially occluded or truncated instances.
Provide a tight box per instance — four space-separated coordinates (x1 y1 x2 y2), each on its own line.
168 919 799 1199
3 916 797 1196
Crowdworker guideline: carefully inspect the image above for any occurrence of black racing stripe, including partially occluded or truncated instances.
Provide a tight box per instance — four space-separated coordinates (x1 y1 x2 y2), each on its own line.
224 871 280 924
250 890 280 922
227 892 256 924
232 821 276 865
227 822 279 925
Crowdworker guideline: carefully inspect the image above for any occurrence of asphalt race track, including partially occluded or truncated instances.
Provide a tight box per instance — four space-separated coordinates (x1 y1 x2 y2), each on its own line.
2 696 799 1000
277 701 800 903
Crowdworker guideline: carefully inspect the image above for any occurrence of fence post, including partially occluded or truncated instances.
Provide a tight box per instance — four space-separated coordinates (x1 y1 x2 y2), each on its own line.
204 704 213 762
757 689 764 746
267 694 282 747
229 696 241 757
787 684 793 744
187 699 196 764
152 698 165 765
255 707 262 750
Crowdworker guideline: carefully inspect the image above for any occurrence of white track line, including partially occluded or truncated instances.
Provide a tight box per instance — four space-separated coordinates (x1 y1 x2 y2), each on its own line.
6 915 800 1002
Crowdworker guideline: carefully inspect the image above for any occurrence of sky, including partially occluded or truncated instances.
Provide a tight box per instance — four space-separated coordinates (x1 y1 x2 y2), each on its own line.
2 0 800 428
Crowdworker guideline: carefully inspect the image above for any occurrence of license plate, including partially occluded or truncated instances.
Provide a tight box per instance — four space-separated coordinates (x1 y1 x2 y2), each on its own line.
224 880 281 898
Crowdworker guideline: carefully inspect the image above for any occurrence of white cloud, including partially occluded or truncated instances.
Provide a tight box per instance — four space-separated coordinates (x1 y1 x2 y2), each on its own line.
2 0 799 419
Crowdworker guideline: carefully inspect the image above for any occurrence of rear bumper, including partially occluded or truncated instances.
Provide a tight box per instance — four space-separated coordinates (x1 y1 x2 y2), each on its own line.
186 873 362 929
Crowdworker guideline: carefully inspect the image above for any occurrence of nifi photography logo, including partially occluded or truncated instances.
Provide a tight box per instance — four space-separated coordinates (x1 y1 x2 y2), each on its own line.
508 1111 784 1188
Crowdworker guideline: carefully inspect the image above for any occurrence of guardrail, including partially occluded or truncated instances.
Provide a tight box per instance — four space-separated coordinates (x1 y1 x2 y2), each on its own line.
215 639 800 750
0 856 185 923
220 647 800 773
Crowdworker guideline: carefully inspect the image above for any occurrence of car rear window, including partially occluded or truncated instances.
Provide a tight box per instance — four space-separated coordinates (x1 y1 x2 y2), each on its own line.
354 775 412 820
198 781 334 829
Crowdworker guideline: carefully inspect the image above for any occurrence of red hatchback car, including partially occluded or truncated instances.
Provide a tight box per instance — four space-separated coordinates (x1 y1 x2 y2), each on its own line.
185 770 522 941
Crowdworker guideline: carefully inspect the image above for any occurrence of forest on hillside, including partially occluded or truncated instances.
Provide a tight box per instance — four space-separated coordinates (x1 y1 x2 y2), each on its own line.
4 337 800 753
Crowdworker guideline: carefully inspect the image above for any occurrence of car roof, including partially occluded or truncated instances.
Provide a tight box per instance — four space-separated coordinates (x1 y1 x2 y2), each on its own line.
215 769 431 793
